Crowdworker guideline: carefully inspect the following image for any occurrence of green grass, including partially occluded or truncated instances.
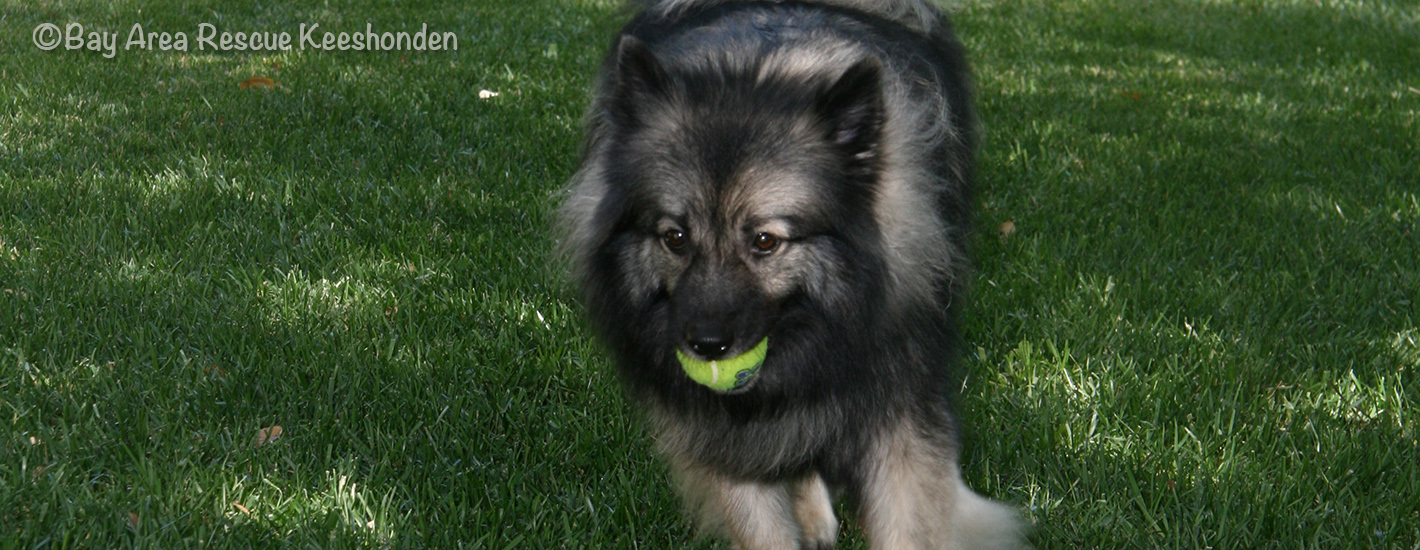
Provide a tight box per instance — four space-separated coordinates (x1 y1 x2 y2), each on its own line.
1 0 1416 547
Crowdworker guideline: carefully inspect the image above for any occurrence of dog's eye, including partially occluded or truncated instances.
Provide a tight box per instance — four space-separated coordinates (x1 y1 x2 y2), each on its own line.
751 232 780 254
662 229 688 253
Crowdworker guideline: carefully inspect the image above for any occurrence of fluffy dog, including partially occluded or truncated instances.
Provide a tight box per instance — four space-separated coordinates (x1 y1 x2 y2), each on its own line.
560 0 1026 547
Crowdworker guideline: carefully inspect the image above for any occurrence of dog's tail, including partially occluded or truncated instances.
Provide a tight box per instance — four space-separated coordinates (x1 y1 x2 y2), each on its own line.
633 0 945 33
955 488 1032 549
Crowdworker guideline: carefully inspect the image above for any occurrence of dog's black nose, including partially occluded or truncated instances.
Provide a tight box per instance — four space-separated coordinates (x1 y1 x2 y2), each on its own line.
687 329 734 359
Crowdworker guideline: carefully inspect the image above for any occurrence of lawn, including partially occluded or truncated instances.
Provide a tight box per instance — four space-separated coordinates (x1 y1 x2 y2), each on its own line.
1 0 1416 547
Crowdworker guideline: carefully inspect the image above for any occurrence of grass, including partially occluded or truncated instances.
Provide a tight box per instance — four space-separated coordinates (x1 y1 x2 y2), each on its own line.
0 0 1415 547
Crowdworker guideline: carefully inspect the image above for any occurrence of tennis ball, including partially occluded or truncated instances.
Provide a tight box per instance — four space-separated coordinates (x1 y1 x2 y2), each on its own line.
675 337 768 392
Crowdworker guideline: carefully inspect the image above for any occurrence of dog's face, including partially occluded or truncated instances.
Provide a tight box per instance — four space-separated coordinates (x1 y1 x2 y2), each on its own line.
598 37 889 380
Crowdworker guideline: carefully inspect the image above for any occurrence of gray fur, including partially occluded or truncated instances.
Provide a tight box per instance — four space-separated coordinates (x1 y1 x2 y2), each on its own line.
561 7 968 311
558 0 1027 547
635 0 945 34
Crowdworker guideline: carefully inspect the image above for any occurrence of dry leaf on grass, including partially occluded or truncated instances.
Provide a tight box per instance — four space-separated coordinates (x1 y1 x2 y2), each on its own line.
998 220 1016 243
238 77 280 89
232 501 252 515
127 512 141 527
254 425 283 447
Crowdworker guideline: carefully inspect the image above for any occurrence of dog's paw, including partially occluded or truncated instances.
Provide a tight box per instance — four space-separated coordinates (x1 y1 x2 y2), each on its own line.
799 517 838 549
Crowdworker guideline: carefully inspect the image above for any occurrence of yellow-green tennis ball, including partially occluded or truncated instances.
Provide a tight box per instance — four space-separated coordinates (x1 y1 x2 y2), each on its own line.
675 337 768 392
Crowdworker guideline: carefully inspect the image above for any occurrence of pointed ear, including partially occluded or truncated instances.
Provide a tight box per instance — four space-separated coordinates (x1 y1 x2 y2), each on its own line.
610 35 667 127
815 58 884 158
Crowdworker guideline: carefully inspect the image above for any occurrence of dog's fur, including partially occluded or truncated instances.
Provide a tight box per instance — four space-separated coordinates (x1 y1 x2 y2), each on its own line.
560 0 1026 547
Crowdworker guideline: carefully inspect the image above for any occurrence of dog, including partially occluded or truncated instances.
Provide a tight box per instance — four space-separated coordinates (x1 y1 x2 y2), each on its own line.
559 0 1026 547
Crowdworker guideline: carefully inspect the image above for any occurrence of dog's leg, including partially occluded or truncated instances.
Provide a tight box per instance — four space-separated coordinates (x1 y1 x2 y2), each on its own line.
671 459 800 550
858 419 1026 550
858 418 953 549
791 473 838 549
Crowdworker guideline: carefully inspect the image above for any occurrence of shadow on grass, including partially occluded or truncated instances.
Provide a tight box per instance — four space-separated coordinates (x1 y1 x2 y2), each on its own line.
1 0 703 546
960 0 1417 548
2 0 1416 547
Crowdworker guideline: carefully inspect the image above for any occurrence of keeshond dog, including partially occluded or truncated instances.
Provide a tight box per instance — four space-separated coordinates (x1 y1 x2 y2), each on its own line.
559 0 1025 547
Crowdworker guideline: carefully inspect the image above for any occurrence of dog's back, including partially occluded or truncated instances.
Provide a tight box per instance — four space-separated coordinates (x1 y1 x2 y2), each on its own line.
633 0 946 34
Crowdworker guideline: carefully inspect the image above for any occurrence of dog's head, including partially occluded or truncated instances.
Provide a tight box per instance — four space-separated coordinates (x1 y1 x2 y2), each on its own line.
567 36 893 396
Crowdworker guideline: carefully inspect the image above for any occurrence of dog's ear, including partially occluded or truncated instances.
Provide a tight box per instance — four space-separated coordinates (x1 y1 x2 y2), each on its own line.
816 58 884 159
610 35 667 127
